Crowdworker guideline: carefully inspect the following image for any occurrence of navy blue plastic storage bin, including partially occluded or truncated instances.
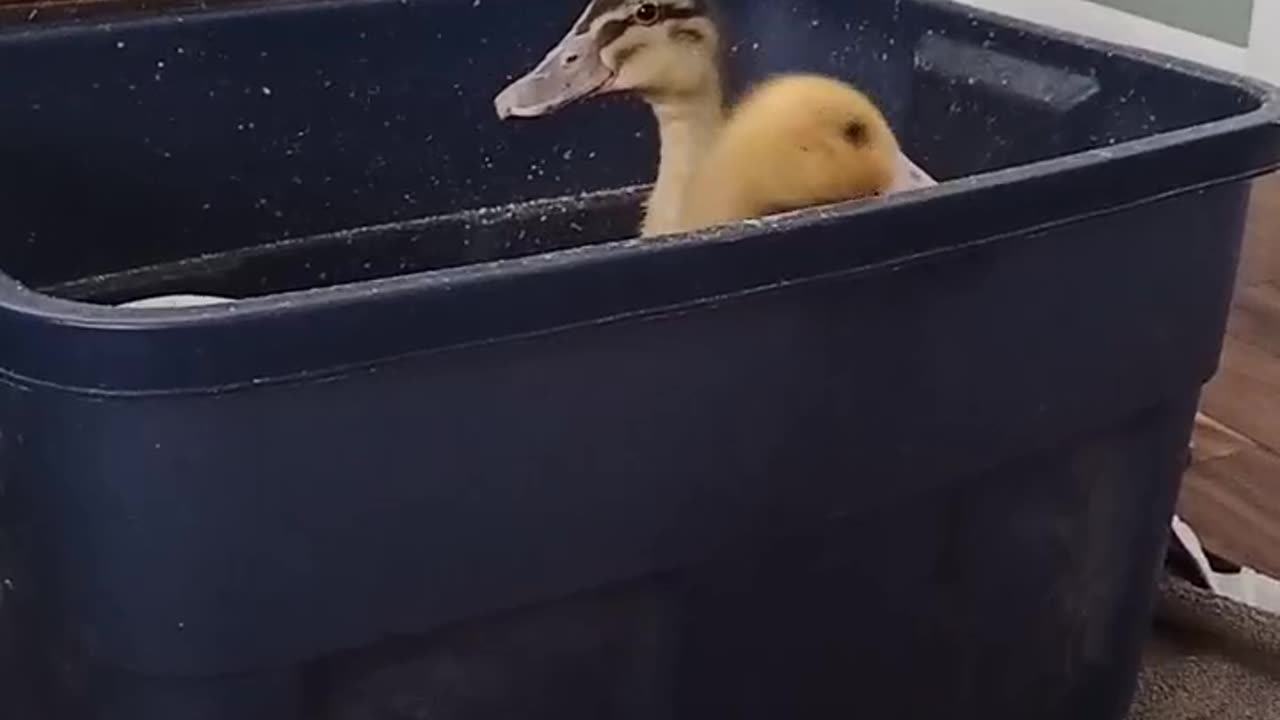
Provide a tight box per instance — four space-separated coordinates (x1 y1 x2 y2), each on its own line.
1 0 1278 718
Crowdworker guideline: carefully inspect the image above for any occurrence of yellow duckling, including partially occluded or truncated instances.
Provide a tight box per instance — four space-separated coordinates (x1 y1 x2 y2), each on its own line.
673 73 901 234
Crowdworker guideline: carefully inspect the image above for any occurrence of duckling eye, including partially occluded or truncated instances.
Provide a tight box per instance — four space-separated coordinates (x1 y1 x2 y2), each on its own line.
633 2 661 25
843 120 869 147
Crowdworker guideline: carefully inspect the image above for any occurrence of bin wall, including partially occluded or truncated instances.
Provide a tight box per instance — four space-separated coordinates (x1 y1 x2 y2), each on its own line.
2 181 1250 680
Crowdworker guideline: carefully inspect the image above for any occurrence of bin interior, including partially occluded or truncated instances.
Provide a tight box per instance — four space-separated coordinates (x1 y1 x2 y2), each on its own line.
0 0 1263 305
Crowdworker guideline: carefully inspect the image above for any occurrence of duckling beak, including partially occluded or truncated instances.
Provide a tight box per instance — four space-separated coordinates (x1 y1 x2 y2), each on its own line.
889 152 940 193
495 31 614 119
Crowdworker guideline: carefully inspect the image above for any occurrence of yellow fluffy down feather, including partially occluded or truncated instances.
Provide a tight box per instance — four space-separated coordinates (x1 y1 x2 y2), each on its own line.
676 74 901 234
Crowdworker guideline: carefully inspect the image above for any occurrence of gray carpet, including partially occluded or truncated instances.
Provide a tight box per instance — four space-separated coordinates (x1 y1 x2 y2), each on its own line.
1130 575 1280 719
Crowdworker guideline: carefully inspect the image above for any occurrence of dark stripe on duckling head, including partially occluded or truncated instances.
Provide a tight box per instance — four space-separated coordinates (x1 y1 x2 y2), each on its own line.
597 18 632 49
670 25 706 42
658 4 705 21
579 1 708 40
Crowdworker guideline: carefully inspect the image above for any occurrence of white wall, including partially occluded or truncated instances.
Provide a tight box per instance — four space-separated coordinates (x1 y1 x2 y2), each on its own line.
953 0 1280 86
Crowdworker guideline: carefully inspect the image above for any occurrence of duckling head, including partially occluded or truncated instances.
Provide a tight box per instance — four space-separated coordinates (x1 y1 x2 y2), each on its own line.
495 0 722 118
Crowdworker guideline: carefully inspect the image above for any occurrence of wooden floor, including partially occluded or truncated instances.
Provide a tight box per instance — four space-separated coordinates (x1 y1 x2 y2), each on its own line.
1181 172 1280 578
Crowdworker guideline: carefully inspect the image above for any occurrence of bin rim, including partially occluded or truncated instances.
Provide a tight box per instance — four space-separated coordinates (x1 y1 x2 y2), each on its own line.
0 0 1278 394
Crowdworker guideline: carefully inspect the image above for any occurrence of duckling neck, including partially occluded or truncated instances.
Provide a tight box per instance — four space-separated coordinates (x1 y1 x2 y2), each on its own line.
643 90 725 237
